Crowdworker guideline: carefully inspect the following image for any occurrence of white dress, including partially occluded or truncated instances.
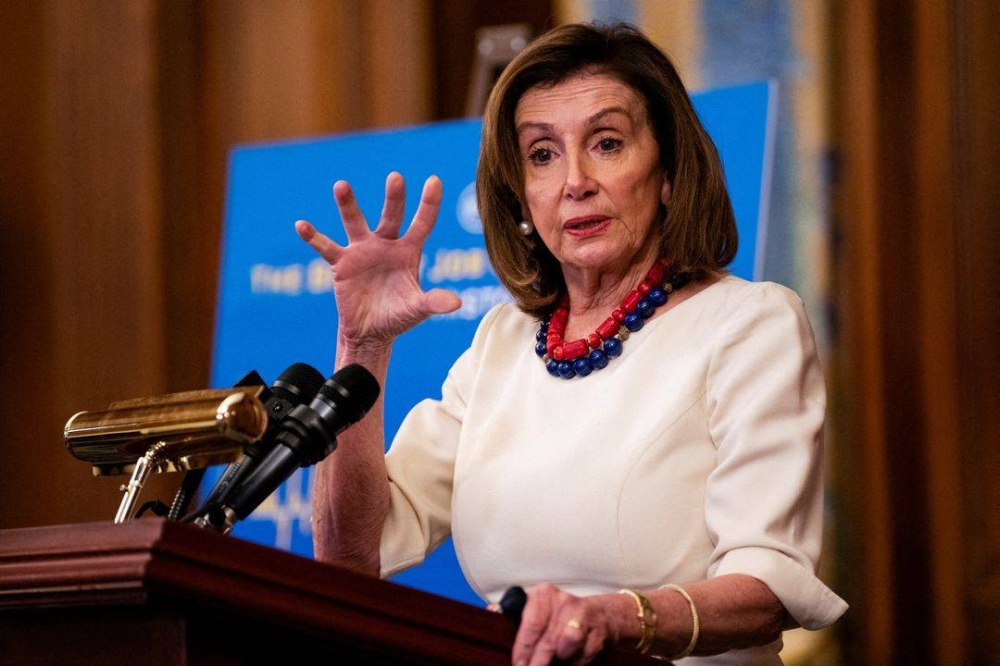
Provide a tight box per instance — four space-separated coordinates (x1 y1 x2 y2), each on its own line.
378 276 848 664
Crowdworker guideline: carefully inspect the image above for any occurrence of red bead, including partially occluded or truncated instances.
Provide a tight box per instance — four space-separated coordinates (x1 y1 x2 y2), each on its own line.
647 260 668 285
597 317 620 339
552 345 565 361
587 333 602 349
621 290 642 313
547 340 558 356
638 279 653 294
612 308 626 323
562 339 588 359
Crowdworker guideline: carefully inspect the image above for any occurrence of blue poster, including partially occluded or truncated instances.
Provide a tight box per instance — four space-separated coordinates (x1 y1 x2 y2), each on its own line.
208 81 775 605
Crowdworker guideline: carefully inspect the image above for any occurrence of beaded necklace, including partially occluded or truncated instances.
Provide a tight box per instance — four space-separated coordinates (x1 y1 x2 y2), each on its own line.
534 257 689 379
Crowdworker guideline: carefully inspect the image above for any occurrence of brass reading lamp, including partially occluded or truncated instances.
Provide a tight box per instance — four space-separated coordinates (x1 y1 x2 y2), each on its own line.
64 384 269 523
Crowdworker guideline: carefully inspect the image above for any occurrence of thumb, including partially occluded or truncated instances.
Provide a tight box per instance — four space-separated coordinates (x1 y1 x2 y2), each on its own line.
423 288 462 315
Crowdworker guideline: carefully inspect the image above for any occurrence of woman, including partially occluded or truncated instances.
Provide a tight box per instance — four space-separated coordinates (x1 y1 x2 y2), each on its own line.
296 22 846 665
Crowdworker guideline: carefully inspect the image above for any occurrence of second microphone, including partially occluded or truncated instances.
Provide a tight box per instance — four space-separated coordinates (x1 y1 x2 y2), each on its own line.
197 363 380 533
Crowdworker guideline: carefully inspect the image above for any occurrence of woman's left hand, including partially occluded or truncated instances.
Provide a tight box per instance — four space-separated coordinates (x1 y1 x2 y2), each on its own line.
512 584 628 666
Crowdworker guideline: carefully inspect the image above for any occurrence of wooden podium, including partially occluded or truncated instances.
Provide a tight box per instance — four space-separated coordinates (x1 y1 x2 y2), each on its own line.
0 520 664 665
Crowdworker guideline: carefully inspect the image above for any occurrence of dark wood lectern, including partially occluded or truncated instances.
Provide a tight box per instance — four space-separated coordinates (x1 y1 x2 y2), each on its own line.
0 520 665 665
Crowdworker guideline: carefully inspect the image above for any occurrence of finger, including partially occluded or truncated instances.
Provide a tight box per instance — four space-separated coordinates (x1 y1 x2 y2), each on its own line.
512 588 553 666
526 641 557 666
332 180 370 241
375 171 406 239
295 219 344 263
405 175 442 245
422 289 462 316
575 628 607 666
554 618 588 661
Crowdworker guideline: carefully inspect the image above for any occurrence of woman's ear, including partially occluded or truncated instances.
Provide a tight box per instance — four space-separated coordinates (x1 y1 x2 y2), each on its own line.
660 178 673 205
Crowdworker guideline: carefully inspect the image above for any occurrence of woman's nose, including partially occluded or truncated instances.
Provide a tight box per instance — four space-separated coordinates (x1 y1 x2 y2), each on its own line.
562 151 597 200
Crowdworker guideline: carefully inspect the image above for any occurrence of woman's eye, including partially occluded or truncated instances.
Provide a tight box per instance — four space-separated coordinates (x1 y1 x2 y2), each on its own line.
527 147 553 165
597 137 622 152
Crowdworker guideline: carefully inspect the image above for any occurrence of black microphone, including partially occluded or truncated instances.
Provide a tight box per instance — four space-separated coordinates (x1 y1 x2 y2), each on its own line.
199 362 325 510
198 363 380 532
500 586 528 624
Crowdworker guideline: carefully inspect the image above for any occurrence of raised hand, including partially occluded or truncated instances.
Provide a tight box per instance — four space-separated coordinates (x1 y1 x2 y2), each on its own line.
296 172 461 350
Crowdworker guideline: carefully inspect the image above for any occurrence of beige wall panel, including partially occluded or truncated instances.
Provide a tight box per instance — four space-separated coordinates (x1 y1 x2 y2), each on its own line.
639 0 702 90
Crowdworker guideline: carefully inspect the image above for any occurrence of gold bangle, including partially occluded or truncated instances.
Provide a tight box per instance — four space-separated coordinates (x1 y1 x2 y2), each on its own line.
662 584 699 659
619 589 657 654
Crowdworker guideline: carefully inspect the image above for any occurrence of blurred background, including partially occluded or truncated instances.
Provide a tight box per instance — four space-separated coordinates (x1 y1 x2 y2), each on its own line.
0 1 995 664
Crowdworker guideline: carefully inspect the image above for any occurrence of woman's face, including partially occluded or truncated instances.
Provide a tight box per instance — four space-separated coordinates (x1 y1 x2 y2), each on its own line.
515 72 671 278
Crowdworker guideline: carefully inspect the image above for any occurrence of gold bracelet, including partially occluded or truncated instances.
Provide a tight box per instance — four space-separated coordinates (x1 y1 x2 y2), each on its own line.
619 589 657 654
661 584 700 659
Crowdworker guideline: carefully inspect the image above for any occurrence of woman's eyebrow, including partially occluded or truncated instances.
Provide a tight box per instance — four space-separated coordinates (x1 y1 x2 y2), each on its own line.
516 120 553 136
586 106 633 128
515 106 634 136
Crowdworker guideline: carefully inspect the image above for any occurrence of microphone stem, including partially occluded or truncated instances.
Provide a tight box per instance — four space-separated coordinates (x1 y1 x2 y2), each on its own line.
168 468 207 520
114 442 166 523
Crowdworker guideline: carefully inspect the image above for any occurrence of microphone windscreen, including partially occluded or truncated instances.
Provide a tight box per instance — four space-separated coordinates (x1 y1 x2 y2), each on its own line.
319 364 380 422
272 362 325 403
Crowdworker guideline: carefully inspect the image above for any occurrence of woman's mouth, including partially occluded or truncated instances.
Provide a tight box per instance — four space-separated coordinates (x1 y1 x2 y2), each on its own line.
564 216 611 237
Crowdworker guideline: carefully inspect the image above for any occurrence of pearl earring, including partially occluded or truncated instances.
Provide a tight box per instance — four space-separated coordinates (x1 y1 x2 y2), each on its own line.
519 220 535 235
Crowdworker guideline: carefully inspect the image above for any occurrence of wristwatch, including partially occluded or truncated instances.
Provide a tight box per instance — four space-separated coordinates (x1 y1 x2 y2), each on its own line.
619 588 658 654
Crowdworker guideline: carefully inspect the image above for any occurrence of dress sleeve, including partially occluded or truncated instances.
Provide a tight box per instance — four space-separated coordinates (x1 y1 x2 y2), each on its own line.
377 305 500 577
704 282 848 630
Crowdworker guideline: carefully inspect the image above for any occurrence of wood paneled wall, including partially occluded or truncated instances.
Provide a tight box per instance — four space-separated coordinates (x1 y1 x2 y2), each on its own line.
429 0 554 118
1 0 176 528
831 0 999 663
0 0 553 530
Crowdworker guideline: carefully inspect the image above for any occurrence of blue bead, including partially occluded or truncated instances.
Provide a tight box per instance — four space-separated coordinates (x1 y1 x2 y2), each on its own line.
648 287 668 306
535 328 547 341
546 359 561 376
588 349 609 369
603 337 623 357
573 357 593 376
539 321 549 332
557 361 576 379
624 313 644 332
636 298 654 318
535 341 547 357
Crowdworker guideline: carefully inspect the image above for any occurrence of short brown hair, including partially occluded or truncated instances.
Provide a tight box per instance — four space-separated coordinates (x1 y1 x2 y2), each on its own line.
477 22 737 318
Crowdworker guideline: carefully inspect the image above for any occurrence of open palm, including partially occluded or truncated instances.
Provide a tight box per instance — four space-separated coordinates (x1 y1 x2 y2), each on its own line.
295 172 461 347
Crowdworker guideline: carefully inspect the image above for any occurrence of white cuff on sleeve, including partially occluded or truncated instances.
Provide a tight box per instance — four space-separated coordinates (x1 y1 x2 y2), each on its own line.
711 546 848 630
